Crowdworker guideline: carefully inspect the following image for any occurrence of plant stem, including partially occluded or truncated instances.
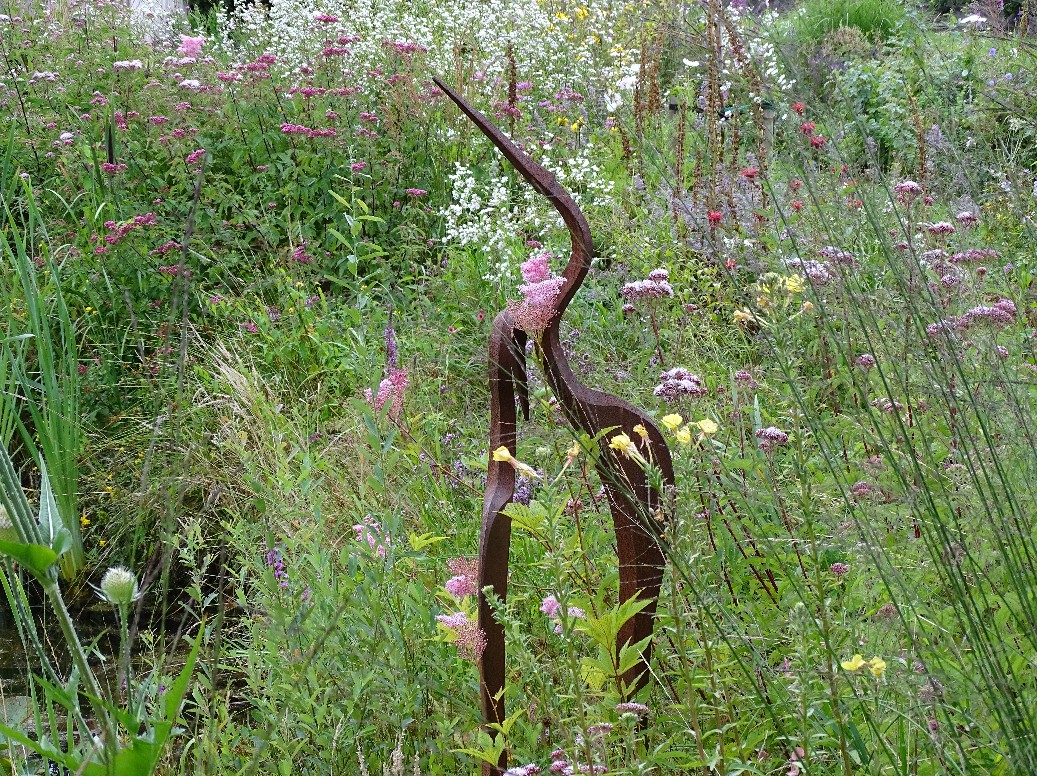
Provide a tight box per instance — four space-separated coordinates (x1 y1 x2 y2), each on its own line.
41 579 118 759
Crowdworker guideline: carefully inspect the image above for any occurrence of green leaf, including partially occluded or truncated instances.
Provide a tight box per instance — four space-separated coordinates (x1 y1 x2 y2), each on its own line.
0 540 57 576
408 532 446 551
36 443 73 559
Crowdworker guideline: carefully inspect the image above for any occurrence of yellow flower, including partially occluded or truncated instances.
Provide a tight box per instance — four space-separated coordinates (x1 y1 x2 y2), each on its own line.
662 413 683 431
492 446 513 463
633 424 648 439
80 515 91 528
556 116 569 126
801 301 815 313
868 657 886 678
567 440 582 461
674 426 692 445
756 295 770 309
570 122 581 132
609 432 636 457
98 539 106 547
841 654 867 672
733 308 755 324
785 274 807 293
575 5 589 19
696 418 719 435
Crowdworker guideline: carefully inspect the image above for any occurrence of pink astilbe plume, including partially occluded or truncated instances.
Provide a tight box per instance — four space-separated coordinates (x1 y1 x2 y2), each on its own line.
365 368 408 420
365 320 407 420
509 252 565 336
177 35 205 57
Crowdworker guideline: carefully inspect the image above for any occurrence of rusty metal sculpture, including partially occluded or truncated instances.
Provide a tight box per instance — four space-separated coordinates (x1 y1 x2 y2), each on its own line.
434 79 674 776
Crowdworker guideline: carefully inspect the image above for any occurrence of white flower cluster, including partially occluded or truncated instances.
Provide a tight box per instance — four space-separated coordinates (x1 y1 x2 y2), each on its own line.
217 0 636 97
441 141 615 282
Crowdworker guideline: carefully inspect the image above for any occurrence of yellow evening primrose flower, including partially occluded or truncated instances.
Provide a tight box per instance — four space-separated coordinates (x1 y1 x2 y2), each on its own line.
696 418 719 435
841 654 867 672
733 308 755 324
868 657 886 678
662 413 683 431
633 424 648 439
785 274 807 293
567 440 582 461
492 446 514 463
674 426 692 445
609 432 636 457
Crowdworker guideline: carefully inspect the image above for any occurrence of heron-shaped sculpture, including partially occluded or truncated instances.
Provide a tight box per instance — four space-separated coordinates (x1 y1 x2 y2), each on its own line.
433 79 675 776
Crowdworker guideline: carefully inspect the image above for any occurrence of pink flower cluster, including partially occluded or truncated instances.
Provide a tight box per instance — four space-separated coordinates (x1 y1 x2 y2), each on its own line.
382 40 428 57
755 426 789 452
445 557 479 598
654 367 706 401
279 120 342 139
622 268 674 303
435 611 486 661
353 515 390 557
818 246 856 265
950 248 1000 264
540 594 585 634
100 212 157 247
185 148 205 166
784 258 833 285
508 252 565 336
926 298 1017 338
150 240 181 256
365 368 408 420
100 162 127 176
177 35 205 58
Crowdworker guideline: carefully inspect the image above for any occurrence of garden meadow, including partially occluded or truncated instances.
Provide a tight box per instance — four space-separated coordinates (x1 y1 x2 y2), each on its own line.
1 0 1037 773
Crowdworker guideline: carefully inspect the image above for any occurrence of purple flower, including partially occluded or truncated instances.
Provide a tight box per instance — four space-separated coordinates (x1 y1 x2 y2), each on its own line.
614 701 649 716
654 368 706 401
829 562 850 576
755 426 789 452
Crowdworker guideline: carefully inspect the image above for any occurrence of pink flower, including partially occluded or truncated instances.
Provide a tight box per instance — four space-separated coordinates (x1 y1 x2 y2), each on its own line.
520 252 552 283
353 515 390 557
445 574 478 598
365 367 408 420
177 35 205 58
351 161 367 172
435 611 486 661
540 595 561 616
405 188 428 197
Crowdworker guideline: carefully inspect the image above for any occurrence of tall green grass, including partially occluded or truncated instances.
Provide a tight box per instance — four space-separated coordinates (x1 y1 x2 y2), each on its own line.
1 163 84 577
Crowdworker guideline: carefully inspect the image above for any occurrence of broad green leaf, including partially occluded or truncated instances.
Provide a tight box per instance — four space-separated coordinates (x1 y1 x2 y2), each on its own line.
37 445 73 558
0 540 57 576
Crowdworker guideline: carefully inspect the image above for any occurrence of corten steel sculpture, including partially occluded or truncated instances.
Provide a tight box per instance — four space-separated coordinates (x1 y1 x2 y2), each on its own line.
433 78 675 775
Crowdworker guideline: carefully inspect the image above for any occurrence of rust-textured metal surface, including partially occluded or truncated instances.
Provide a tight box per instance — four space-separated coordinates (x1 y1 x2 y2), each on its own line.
434 78 675 776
